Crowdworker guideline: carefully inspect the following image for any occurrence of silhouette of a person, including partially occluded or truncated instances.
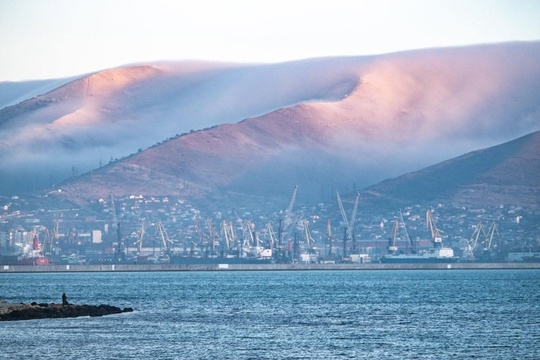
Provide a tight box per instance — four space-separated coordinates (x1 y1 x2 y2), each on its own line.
62 292 69 306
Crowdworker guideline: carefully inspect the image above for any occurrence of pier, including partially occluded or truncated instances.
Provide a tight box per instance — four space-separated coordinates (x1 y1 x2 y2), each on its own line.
1 262 539 273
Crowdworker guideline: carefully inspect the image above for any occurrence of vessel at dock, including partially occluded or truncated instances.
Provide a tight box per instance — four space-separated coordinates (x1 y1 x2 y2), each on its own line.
170 253 274 265
381 210 458 264
20 234 50 266
381 247 458 263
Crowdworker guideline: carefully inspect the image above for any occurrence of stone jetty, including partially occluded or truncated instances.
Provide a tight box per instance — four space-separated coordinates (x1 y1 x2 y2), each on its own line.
0 301 133 321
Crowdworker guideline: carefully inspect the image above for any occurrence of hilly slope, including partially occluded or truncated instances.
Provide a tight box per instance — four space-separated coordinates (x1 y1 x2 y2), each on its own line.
55 42 540 207
363 131 540 208
0 58 363 194
2 42 540 204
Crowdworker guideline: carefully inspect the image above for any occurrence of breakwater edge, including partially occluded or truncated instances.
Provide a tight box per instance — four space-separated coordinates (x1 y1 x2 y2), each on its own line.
1 262 540 272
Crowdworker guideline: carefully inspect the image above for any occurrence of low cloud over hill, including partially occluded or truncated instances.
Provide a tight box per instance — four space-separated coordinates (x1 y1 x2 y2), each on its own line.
1 42 539 206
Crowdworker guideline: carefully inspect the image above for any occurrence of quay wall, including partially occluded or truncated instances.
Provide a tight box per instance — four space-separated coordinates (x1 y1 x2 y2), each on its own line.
1 262 540 273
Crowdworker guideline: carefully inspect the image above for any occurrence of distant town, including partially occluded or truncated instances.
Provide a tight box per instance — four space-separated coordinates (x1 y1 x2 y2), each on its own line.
1 190 539 266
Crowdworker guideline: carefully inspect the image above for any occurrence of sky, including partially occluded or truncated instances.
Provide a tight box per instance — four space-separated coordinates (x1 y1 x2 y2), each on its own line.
0 0 539 82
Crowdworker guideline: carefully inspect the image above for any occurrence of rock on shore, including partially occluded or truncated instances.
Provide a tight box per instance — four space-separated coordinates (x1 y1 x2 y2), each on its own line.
0 302 134 321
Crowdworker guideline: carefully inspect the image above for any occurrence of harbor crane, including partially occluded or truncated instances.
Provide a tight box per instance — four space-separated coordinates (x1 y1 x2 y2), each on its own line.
464 222 484 260
388 210 414 254
221 220 237 251
243 221 257 247
426 210 443 247
399 209 414 252
232 207 244 228
482 222 499 251
193 215 206 245
326 218 334 256
110 193 125 260
265 223 277 249
133 222 145 253
302 219 315 253
336 192 360 257
155 221 173 252
206 218 217 253
388 219 399 254
278 185 298 246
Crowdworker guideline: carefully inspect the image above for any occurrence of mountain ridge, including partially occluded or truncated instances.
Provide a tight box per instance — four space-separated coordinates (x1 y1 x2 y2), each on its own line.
362 130 540 208
1 42 540 206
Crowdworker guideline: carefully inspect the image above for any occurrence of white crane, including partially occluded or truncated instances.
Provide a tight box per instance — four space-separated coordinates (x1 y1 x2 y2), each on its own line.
265 223 277 249
483 222 498 250
464 222 484 259
399 209 414 251
336 192 360 255
282 185 298 231
155 221 173 252
302 219 315 252
426 210 443 247
133 222 145 253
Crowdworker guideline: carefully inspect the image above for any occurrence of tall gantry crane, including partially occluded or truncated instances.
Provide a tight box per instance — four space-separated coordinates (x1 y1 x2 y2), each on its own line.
399 209 414 252
465 222 484 259
110 193 125 260
482 222 499 251
388 210 414 254
326 218 334 256
336 192 360 257
221 220 237 251
265 223 277 249
206 218 217 253
283 185 298 230
155 221 173 252
388 218 399 254
133 222 145 253
279 185 298 246
426 210 443 247
302 219 315 253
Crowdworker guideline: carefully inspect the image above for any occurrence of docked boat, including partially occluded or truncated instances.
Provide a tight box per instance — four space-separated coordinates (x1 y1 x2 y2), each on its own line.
20 234 50 265
170 255 273 265
381 247 458 263
381 209 458 263
21 256 50 265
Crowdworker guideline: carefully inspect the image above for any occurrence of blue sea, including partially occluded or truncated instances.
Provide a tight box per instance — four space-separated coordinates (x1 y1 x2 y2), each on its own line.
1 269 539 359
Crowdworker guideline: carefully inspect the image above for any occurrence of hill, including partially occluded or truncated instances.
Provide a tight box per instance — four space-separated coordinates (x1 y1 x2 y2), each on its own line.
362 131 540 208
1 42 540 205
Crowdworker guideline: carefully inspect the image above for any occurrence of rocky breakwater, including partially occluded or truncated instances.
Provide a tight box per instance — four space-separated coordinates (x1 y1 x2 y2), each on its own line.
0 301 134 321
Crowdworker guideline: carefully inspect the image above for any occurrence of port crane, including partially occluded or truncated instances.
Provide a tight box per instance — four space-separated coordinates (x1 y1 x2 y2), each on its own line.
399 209 414 252
482 222 499 251
388 219 399 254
326 218 334 256
302 219 315 253
155 221 173 252
464 222 484 259
110 193 125 260
336 192 360 257
388 210 413 254
426 210 443 247
221 220 237 252
265 223 277 249
278 185 298 246
206 218 217 254
133 222 145 253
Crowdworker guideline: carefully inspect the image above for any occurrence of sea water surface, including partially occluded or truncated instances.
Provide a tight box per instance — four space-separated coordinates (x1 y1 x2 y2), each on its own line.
1 269 539 359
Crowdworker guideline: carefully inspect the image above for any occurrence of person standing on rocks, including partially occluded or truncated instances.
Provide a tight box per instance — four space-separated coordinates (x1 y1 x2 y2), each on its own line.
62 293 69 307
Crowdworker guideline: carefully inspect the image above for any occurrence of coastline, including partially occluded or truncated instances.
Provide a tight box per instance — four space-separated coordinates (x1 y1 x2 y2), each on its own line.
1 262 540 272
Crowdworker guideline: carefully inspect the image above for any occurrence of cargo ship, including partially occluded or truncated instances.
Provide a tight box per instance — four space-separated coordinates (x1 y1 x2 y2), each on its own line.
381 210 458 263
20 234 50 265
381 247 458 263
